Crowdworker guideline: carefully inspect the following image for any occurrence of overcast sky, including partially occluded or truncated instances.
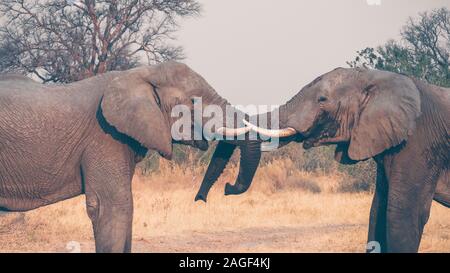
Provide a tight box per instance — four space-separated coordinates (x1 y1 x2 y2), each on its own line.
177 0 450 106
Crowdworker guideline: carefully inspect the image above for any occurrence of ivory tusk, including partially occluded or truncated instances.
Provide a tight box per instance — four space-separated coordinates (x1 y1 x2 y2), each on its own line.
243 119 297 138
216 126 251 137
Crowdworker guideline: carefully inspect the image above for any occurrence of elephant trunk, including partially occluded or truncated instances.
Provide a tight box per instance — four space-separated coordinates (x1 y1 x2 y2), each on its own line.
195 140 262 202
195 98 249 202
195 106 289 202
195 141 236 202
224 140 261 195
224 108 288 196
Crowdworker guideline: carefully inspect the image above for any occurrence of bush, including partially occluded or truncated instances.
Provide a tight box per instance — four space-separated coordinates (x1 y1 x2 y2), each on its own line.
338 177 373 193
288 177 322 194
138 142 377 193
337 160 376 193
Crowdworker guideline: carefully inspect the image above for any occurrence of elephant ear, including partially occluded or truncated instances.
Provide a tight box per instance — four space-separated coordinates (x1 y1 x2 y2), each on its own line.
100 70 173 159
348 74 421 161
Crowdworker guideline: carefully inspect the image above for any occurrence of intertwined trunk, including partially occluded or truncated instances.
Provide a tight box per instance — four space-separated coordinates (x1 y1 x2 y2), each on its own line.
195 104 289 202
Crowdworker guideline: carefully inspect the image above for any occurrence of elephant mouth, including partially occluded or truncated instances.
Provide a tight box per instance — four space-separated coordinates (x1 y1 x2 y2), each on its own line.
303 131 333 149
302 115 340 150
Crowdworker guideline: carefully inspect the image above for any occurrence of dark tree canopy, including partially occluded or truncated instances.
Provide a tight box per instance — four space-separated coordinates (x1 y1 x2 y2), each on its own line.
348 7 450 87
0 0 201 83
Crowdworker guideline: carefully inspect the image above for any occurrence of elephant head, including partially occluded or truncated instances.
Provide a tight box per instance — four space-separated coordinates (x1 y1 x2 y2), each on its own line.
246 68 421 163
98 61 259 198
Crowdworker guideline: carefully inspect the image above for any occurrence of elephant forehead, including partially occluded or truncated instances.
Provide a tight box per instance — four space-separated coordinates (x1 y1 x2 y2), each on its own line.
176 73 208 91
322 73 347 89
159 86 184 98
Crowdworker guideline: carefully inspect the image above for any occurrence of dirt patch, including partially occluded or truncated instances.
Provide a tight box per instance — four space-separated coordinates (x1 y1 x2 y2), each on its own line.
14 224 366 253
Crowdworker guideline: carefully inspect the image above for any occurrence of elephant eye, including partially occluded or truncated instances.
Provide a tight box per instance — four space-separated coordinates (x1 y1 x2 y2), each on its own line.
154 92 162 107
318 96 328 103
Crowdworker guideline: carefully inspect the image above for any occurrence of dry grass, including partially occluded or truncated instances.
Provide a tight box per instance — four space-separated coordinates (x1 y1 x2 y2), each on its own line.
0 158 449 252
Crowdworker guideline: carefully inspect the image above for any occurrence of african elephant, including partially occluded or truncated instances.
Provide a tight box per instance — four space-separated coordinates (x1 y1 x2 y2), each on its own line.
213 68 449 253
0 61 259 253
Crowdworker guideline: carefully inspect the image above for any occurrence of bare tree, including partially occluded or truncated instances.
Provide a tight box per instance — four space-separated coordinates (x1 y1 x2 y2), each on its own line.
0 0 201 83
348 7 450 87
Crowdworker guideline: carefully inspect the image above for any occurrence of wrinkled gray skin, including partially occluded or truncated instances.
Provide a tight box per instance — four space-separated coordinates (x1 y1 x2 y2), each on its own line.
0 61 261 253
205 68 449 253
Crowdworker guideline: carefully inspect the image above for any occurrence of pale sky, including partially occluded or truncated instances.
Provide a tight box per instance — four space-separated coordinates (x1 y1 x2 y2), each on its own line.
177 0 450 106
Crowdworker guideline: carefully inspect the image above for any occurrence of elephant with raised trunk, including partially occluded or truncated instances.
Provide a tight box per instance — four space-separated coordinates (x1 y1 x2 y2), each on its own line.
201 68 449 253
0 61 260 253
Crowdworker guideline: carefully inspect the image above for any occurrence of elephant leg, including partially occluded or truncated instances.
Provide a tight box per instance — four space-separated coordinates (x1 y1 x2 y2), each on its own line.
385 164 439 253
367 162 388 253
81 143 135 253
85 188 133 253
124 219 133 253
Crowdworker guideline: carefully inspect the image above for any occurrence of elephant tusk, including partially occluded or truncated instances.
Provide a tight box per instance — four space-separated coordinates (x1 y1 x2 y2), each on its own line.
216 126 251 137
243 119 297 138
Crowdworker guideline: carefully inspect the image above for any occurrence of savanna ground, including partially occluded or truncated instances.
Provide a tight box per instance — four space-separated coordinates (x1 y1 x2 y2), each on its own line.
0 146 449 253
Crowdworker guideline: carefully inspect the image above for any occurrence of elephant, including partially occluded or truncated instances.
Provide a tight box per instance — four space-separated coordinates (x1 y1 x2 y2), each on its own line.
201 67 450 253
0 61 261 253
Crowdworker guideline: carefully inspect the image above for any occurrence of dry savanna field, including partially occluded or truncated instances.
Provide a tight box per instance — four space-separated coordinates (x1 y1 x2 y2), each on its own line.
0 158 449 253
